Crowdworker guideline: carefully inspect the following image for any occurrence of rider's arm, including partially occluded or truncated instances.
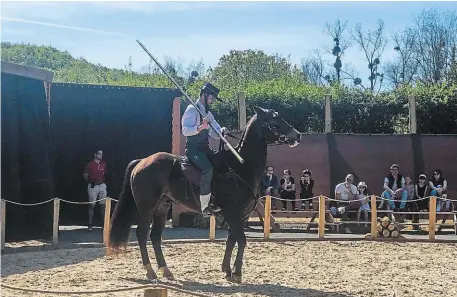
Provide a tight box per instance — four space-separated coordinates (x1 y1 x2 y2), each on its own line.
181 107 200 137
207 111 223 139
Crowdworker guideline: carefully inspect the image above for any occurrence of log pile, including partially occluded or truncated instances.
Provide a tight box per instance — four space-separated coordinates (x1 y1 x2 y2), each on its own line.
377 216 400 238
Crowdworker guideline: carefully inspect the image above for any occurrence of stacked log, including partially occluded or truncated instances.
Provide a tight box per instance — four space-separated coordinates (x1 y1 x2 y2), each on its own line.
377 216 400 238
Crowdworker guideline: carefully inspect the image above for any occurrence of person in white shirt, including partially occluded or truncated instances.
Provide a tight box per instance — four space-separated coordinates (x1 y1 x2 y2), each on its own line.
181 82 228 216
334 174 358 233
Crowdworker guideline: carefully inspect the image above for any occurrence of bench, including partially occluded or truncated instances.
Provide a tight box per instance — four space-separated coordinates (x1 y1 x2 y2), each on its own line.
390 211 457 234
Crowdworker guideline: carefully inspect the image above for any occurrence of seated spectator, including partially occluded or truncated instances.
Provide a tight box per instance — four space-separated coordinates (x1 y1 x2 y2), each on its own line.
429 169 449 212
280 169 297 210
356 182 370 227
335 174 358 233
416 174 429 211
409 174 428 230
299 169 314 211
260 165 281 210
404 176 415 211
379 164 408 211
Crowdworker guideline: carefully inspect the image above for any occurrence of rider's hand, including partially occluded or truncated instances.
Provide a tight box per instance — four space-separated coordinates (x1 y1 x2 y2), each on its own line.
198 118 209 132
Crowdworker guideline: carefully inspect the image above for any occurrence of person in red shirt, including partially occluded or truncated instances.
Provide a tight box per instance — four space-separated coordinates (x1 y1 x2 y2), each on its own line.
83 150 107 231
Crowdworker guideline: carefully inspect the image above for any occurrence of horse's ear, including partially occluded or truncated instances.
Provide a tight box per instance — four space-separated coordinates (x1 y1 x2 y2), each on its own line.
249 104 257 114
253 105 266 116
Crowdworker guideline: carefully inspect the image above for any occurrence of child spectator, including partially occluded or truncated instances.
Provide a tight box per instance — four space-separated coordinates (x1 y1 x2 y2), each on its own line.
356 182 370 227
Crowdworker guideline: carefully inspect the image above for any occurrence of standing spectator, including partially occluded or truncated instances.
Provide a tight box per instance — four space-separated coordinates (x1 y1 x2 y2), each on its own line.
380 164 408 211
299 169 314 211
280 169 297 210
83 149 107 231
260 165 281 210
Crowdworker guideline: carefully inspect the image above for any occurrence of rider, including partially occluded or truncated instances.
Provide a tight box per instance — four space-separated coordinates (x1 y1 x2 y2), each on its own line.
181 82 227 215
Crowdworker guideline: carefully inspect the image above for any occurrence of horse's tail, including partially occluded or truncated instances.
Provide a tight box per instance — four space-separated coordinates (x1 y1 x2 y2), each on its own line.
106 159 141 255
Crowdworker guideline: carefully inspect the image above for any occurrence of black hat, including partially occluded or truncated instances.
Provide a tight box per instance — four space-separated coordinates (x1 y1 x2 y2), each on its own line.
201 82 223 102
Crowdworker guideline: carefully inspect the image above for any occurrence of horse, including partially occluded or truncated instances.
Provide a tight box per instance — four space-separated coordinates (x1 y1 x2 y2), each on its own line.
106 105 302 283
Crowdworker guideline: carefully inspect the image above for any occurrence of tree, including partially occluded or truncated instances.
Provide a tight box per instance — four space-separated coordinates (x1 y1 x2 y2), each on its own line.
350 19 387 92
413 8 457 84
384 28 419 88
210 49 306 99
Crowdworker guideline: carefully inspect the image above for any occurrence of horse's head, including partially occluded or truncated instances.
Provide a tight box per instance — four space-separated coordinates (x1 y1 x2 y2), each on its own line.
251 105 301 147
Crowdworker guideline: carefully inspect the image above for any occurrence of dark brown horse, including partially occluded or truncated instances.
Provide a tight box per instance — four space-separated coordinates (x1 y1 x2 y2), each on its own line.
107 106 301 283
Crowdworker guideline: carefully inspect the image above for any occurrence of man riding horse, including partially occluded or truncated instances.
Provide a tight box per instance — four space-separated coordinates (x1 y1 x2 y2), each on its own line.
181 82 227 216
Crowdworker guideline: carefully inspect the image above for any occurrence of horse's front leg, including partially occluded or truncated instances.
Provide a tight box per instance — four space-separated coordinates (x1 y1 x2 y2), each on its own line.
221 229 236 280
229 225 246 283
150 203 175 280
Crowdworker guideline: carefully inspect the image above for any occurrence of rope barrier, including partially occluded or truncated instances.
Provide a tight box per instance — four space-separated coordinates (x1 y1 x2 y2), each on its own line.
1 197 119 205
1 282 213 296
260 194 453 203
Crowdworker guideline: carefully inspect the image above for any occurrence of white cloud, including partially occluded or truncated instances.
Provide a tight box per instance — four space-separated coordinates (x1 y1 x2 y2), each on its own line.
2 17 125 37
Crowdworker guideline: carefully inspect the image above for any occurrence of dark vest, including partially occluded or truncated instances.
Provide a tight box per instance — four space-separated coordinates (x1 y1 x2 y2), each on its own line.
430 179 444 188
387 174 403 190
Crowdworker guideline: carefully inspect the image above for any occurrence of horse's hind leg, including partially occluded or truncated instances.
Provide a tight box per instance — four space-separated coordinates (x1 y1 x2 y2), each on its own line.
150 201 175 280
137 210 157 281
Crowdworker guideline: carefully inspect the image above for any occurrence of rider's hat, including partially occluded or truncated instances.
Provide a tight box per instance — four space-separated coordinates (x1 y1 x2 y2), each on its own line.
201 82 223 102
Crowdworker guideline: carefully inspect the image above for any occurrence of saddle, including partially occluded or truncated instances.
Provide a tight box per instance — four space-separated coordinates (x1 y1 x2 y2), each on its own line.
178 155 202 185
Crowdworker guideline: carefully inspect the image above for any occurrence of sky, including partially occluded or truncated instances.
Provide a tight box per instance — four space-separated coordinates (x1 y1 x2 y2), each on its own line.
2 0 456 81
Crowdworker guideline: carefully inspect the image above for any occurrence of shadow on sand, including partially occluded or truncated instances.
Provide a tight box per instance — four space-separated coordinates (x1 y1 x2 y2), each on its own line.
123 277 353 297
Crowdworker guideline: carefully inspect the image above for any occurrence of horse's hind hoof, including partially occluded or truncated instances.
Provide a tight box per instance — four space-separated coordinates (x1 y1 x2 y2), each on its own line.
160 267 175 280
146 270 158 282
229 274 242 284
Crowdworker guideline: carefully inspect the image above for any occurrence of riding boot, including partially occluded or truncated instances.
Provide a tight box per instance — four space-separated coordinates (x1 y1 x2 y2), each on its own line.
200 193 221 215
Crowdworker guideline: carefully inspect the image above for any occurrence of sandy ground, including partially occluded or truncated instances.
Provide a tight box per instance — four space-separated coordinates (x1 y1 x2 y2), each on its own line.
2 241 457 297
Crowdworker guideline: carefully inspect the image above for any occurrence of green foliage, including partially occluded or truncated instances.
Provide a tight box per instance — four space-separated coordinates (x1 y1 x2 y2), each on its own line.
1 41 456 134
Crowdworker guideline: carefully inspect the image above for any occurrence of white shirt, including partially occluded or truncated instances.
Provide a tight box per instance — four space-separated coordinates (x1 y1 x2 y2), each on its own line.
181 101 222 139
335 182 358 201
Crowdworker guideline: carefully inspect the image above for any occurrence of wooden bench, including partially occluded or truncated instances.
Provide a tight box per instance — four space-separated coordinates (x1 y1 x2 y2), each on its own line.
390 211 457 234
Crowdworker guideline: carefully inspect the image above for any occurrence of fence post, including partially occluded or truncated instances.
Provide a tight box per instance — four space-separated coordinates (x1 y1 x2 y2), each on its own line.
324 95 332 133
318 195 325 238
103 197 112 246
429 196 437 241
209 215 216 241
264 195 271 239
238 92 247 131
1 199 6 251
52 198 60 247
409 95 417 134
370 195 378 239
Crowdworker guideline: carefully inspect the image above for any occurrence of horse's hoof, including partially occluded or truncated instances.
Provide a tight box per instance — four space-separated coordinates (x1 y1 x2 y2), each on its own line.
160 267 175 280
146 270 158 282
229 274 242 284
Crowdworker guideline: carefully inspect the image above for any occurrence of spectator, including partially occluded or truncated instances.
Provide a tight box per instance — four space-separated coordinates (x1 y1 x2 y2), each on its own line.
380 164 408 211
260 165 281 210
416 174 429 211
335 174 358 233
83 149 107 231
280 169 297 210
429 169 449 212
356 182 370 227
410 174 428 230
404 176 415 211
299 169 314 211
